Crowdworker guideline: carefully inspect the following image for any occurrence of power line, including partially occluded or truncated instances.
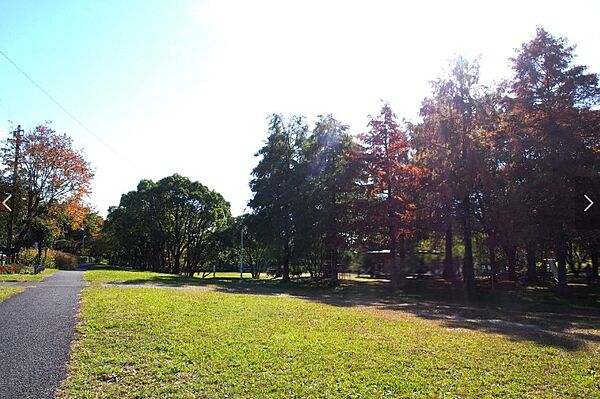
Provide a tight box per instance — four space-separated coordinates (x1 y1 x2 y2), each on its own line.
0 48 139 171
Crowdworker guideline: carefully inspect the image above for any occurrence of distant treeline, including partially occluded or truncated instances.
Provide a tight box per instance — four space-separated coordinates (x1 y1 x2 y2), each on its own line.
100 28 599 292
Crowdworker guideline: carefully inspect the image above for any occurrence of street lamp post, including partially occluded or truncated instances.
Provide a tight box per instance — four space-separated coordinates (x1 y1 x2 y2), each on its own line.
82 235 87 262
239 208 249 279
239 227 244 279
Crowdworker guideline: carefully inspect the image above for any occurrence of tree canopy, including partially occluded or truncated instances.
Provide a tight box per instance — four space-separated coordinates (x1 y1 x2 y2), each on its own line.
102 174 231 275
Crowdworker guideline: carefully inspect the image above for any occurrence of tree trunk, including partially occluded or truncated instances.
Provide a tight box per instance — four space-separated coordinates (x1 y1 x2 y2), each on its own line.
489 243 498 289
329 248 339 286
389 234 399 290
174 255 181 275
390 237 405 290
282 242 291 283
507 247 517 281
566 242 579 276
443 223 454 280
252 258 261 279
556 242 568 294
13 194 37 263
37 234 43 265
399 237 406 282
526 244 537 285
329 185 339 286
590 246 598 282
42 248 48 266
462 196 474 289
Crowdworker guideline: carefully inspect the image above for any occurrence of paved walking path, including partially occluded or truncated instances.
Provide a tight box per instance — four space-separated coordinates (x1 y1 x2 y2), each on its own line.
0 270 88 399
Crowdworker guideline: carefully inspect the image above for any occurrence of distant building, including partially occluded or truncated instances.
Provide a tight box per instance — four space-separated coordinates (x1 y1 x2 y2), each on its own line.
363 249 441 278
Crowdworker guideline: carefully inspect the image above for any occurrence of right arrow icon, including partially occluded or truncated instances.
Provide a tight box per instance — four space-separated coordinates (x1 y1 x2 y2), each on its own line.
584 194 594 212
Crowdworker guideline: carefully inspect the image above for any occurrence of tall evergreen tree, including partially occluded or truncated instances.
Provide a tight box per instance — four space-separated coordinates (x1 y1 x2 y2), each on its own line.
249 114 308 282
508 28 600 292
304 114 357 285
415 57 486 289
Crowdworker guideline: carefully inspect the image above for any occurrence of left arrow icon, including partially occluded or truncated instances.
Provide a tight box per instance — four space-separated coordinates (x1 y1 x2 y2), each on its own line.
584 194 594 212
2 193 11 212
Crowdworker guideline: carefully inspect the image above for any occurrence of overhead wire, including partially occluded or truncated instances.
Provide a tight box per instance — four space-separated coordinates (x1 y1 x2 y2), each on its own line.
0 48 140 171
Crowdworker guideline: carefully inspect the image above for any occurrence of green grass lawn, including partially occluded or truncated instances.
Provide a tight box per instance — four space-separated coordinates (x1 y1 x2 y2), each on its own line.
86 267 263 285
0 267 58 282
85 266 600 314
58 267 599 398
0 286 25 302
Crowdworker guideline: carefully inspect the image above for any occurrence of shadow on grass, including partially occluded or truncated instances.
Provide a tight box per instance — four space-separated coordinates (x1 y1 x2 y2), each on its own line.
93 265 600 352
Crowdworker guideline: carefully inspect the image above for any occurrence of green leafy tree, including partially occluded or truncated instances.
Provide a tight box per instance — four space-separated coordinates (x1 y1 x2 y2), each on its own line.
101 174 230 275
249 114 308 282
302 114 358 284
415 57 487 289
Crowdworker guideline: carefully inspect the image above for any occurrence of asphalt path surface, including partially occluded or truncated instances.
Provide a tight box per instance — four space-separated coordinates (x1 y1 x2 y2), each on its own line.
0 269 88 398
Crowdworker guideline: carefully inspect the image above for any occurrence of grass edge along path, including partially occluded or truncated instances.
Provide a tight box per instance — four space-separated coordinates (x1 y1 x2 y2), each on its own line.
58 283 599 398
0 286 25 302
0 267 59 282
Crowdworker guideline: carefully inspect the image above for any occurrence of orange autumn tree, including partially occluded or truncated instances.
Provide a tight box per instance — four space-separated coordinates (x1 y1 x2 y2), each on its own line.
31 201 98 261
60 198 88 229
359 103 426 289
50 202 104 255
2 123 94 257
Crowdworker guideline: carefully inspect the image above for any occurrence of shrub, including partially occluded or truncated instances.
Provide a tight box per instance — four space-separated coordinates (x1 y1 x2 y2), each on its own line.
52 250 78 270
15 248 78 270
18 248 39 266
17 248 56 268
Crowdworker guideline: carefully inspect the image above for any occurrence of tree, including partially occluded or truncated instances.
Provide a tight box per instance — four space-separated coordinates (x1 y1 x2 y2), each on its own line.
100 175 230 275
249 114 308 283
228 214 271 279
302 114 358 285
414 57 485 289
507 28 600 292
1 123 93 259
51 203 103 256
413 93 458 281
359 103 425 289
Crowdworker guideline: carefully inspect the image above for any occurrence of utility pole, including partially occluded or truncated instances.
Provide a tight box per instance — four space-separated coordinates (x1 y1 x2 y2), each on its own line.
239 227 244 279
6 125 22 263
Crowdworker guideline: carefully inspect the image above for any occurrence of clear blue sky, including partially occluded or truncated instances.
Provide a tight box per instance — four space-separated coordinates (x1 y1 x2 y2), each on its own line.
1 0 599 216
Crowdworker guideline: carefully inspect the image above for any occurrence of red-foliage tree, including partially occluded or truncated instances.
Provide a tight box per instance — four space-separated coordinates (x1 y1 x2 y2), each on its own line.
359 103 426 289
2 123 94 256
507 28 600 292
